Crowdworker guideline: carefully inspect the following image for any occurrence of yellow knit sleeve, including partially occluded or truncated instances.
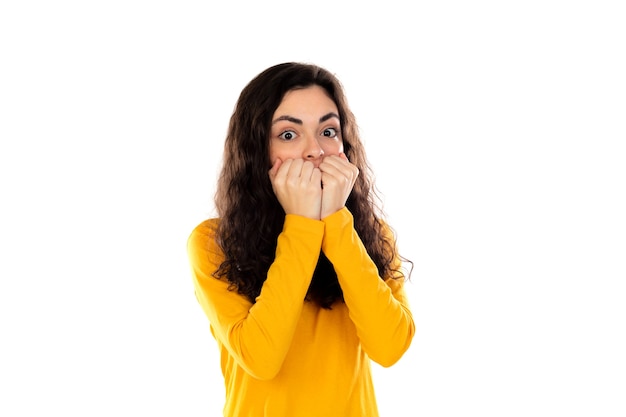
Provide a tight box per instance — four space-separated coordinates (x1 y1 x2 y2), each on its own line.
187 215 325 380
321 208 415 367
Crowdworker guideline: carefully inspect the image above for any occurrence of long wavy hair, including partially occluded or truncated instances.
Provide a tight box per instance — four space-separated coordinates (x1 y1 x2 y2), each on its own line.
212 62 409 309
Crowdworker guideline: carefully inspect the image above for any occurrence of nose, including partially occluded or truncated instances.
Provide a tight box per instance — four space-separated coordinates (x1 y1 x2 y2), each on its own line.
304 136 324 160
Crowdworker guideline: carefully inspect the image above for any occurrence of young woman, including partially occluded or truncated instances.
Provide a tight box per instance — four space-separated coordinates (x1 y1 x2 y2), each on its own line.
187 62 414 417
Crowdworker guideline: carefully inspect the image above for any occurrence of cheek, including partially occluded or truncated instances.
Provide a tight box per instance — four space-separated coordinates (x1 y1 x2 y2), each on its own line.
269 141 298 164
269 141 284 162
324 140 344 155
268 145 277 165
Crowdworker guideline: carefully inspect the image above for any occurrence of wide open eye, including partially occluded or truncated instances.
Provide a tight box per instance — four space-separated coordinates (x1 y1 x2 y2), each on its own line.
322 127 338 138
278 130 298 141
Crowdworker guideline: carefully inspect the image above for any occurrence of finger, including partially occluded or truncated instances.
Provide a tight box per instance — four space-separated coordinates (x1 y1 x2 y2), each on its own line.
320 155 349 176
286 159 304 181
320 157 359 185
299 160 315 182
312 167 322 186
332 154 359 179
274 158 293 183
323 154 347 166
319 160 343 178
268 158 283 180
312 166 321 180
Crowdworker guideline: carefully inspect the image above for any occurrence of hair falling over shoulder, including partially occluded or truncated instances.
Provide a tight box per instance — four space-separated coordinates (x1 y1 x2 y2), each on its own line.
211 62 410 308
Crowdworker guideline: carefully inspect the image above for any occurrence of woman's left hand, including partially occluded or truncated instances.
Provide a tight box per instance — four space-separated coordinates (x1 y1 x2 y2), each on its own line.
319 153 359 219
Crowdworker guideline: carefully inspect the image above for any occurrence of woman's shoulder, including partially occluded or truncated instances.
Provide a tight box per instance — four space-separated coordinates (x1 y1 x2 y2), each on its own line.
190 218 220 237
188 218 221 256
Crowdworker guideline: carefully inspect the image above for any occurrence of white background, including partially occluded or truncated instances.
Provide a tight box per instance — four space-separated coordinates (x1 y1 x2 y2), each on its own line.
1 1 625 416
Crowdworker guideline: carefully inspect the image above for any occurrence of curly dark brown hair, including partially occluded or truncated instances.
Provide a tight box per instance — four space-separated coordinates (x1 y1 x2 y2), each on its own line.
212 62 410 308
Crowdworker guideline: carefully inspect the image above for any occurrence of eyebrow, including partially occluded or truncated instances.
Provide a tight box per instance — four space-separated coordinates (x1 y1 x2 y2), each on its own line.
272 112 340 125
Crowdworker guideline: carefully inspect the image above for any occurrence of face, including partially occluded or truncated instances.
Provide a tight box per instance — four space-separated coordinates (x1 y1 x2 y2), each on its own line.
269 85 344 168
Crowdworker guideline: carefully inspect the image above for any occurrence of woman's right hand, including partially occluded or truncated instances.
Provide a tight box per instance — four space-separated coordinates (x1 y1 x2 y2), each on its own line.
269 158 322 220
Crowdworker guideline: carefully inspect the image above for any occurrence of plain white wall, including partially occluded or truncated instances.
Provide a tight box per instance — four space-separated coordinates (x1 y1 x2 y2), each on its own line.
1 1 625 416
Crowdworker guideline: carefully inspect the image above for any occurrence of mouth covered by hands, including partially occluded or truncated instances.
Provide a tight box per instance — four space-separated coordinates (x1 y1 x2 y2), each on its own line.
269 153 359 220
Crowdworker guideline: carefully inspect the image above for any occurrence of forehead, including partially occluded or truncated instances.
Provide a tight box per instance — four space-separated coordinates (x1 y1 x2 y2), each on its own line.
274 85 338 114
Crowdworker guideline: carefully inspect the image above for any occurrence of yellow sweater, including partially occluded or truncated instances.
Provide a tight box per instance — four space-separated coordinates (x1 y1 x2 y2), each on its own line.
187 208 414 417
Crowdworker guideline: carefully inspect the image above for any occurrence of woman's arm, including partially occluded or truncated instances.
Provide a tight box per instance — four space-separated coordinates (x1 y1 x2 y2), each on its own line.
321 208 415 367
188 215 324 379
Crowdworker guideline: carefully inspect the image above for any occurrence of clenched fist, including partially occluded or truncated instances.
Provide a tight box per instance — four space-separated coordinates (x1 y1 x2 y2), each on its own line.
269 158 323 220
319 153 359 219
